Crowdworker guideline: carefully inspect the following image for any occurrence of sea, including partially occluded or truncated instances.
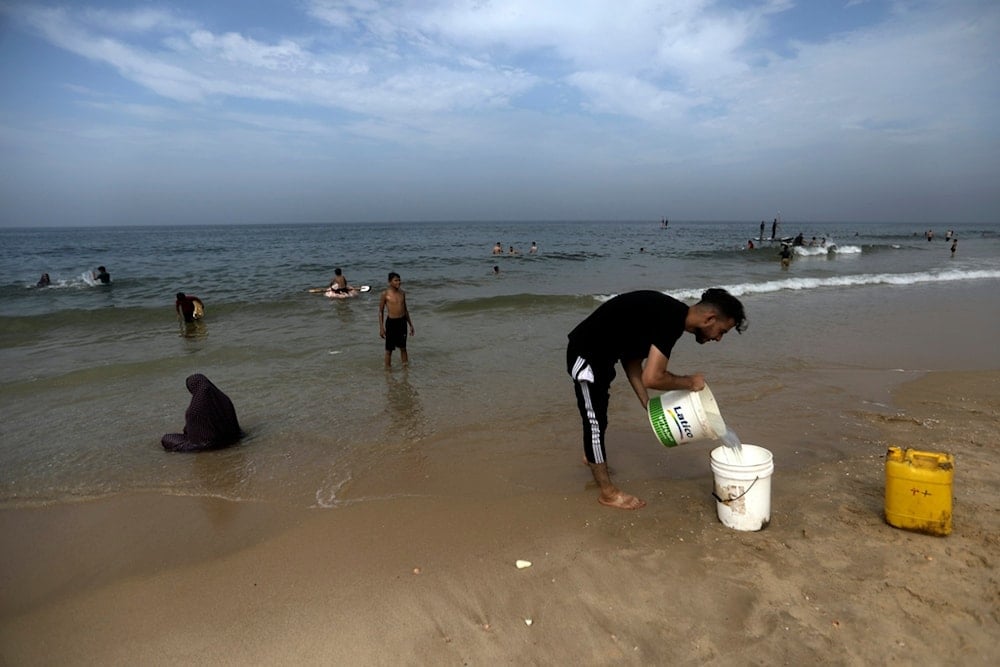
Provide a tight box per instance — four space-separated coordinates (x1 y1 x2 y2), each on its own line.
2 220 999 510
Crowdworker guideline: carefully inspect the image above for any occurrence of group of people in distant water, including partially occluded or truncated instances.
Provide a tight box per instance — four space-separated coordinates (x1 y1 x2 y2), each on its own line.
925 229 958 255
925 229 957 242
761 231 830 269
762 225 960 269
492 241 538 256
35 266 110 288
491 240 540 275
758 218 779 241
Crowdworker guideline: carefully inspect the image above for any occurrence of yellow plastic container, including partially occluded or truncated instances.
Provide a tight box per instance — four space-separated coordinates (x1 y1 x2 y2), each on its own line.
884 447 954 536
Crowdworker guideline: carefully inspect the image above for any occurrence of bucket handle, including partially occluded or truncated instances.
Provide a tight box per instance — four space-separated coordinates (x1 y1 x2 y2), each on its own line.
712 476 759 504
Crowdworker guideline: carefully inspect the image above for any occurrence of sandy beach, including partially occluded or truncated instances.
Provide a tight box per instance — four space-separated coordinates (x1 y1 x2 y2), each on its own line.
2 366 997 665
2 0 998 659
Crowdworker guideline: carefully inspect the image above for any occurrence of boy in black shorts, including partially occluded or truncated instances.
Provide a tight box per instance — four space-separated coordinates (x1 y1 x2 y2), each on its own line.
378 272 415 368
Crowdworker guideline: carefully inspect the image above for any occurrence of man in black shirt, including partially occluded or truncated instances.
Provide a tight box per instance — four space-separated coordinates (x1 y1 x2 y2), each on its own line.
566 288 747 510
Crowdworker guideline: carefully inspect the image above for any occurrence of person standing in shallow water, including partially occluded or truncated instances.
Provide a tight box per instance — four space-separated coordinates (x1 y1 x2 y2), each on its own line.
379 272 414 369
779 243 792 269
175 292 204 323
566 288 747 510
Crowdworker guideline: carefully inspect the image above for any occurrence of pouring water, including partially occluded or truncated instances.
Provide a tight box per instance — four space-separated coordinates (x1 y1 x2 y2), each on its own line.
720 428 744 463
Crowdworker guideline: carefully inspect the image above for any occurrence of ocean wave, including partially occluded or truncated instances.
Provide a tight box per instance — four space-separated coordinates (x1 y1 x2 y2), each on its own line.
10 272 106 290
667 268 1000 301
793 243 862 256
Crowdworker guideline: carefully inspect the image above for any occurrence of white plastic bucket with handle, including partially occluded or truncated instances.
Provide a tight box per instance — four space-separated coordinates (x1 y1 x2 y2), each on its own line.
710 445 774 531
647 384 727 447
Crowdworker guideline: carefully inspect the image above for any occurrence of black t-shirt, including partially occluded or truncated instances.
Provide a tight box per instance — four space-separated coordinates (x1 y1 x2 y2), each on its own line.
568 290 688 370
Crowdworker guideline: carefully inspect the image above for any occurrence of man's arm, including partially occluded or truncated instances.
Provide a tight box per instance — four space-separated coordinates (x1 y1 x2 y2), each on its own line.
641 345 705 393
402 295 414 334
623 358 649 408
378 292 387 337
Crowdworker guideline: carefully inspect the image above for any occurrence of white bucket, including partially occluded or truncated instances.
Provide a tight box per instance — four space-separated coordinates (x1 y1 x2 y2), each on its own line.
710 445 774 531
647 384 727 447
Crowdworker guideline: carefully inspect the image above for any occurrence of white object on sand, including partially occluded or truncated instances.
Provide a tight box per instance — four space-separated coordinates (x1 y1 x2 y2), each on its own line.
515 560 532 569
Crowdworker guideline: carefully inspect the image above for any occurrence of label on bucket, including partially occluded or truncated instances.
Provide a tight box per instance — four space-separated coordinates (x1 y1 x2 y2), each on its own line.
648 386 727 448
648 397 680 447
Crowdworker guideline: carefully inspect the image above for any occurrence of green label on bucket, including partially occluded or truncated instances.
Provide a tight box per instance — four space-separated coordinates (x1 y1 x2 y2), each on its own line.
648 398 679 447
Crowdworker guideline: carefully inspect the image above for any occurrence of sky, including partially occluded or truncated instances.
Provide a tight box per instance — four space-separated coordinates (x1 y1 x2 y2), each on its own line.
0 0 998 227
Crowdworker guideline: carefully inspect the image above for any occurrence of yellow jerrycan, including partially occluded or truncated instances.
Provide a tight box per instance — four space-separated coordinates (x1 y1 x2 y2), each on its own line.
884 447 954 536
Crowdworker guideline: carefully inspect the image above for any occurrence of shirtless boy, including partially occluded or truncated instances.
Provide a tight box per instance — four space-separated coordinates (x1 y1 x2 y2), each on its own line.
330 267 351 293
379 272 415 368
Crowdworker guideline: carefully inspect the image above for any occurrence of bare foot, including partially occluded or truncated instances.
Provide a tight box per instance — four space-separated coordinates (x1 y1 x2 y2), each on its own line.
598 490 646 510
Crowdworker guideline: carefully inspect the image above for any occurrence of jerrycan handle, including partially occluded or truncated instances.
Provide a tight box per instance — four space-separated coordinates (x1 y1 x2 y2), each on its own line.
910 451 954 470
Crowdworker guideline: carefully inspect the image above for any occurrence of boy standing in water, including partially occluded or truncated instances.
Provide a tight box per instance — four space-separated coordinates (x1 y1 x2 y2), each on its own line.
379 272 415 368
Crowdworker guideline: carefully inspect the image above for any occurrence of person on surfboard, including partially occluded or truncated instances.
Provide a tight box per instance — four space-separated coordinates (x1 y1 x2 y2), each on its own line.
329 267 353 294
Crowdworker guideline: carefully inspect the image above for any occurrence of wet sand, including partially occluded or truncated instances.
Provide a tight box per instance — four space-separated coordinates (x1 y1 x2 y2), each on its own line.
2 368 998 665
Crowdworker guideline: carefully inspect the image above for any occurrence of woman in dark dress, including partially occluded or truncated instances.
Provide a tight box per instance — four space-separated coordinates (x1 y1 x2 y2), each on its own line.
162 374 243 452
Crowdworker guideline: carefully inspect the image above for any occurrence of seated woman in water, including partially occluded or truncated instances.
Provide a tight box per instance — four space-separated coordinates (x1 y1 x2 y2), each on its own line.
161 374 244 452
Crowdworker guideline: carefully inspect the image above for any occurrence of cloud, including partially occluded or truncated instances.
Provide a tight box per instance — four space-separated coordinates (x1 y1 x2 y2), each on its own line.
307 0 766 86
20 6 214 102
2 1 997 224
187 30 311 72
16 2 539 118
714 3 1000 153
566 70 698 122
9 1 996 158
77 6 198 34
